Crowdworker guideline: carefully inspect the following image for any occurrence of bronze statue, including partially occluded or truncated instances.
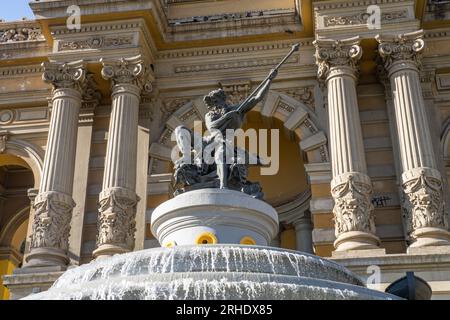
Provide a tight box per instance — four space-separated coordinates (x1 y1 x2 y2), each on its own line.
173 44 300 198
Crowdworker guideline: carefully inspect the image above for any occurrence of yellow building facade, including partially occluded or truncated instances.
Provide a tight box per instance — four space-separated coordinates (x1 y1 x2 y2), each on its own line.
1 0 450 299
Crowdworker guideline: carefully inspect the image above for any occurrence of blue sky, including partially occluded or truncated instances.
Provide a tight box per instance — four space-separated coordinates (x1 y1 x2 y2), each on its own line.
2 0 34 22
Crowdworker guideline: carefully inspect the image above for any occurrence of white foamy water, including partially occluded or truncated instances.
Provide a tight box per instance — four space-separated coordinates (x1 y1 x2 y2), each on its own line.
24 245 398 300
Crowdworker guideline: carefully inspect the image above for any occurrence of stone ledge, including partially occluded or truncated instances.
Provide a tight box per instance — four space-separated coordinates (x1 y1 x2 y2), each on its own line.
332 248 387 258
407 245 450 255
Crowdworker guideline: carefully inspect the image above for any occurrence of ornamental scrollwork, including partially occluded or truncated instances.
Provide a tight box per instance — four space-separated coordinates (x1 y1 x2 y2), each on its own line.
101 55 153 93
376 30 425 70
42 60 87 92
313 37 363 80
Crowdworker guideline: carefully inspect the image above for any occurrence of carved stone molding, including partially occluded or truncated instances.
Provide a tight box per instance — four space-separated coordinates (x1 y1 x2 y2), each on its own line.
324 10 408 28
313 37 362 80
96 187 140 253
0 25 44 43
101 55 153 93
42 60 87 92
402 168 449 238
58 35 134 52
174 55 299 74
331 173 376 238
376 30 425 72
30 191 75 251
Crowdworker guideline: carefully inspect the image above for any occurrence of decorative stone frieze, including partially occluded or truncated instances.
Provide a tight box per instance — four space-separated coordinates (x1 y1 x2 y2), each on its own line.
377 30 450 248
0 25 44 43
314 37 381 252
58 35 134 52
324 10 408 28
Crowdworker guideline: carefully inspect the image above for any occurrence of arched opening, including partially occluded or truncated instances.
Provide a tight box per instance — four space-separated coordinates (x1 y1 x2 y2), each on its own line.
0 154 34 300
146 90 329 254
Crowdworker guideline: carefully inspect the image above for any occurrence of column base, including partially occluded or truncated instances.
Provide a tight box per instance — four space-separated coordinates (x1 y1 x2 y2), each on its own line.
408 227 450 248
333 231 381 252
24 247 69 268
3 266 65 300
93 244 130 259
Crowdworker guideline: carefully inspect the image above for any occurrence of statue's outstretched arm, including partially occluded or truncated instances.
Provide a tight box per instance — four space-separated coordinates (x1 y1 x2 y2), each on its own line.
237 69 277 115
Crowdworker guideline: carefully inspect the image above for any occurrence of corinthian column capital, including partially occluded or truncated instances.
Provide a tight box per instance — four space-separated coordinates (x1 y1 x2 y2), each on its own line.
313 37 362 80
101 55 153 94
42 60 87 93
376 30 425 73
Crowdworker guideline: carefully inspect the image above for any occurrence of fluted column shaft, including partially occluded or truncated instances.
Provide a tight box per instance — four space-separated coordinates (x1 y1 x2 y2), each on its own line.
314 37 380 252
94 56 151 258
377 30 450 248
26 61 86 268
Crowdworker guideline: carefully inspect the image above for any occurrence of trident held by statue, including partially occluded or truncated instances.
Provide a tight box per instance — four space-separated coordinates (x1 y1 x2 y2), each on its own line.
237 43 300 114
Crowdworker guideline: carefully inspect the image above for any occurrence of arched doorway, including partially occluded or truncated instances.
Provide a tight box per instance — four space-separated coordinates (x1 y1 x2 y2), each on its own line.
0 155 35 300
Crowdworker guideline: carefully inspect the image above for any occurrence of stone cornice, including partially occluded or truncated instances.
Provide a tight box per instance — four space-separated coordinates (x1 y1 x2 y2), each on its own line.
157 40 313 60
0 65 44 78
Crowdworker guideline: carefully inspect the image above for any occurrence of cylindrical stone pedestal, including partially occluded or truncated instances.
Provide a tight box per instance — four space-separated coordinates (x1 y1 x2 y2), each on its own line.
151 189 279 247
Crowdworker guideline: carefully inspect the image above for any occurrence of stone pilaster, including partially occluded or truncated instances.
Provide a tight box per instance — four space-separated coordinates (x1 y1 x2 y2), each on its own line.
314 37 381 252
25 61 86 268
377 30 450 249
93 56 152 258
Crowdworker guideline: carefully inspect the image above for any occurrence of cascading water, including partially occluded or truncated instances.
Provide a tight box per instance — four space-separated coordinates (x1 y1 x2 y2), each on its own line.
24 245 399 300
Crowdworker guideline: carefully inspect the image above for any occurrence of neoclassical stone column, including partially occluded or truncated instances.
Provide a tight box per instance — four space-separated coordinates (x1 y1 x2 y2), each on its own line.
314 37 381 252
25 61 86 268
93 56 152 259
377 30 450 248
277 190 314 253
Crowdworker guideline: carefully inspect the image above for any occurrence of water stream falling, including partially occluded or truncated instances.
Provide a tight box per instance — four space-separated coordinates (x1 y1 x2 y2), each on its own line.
24 245 399 300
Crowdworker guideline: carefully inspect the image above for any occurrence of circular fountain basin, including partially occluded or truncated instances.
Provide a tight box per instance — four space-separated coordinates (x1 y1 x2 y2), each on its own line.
24 245 399 300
